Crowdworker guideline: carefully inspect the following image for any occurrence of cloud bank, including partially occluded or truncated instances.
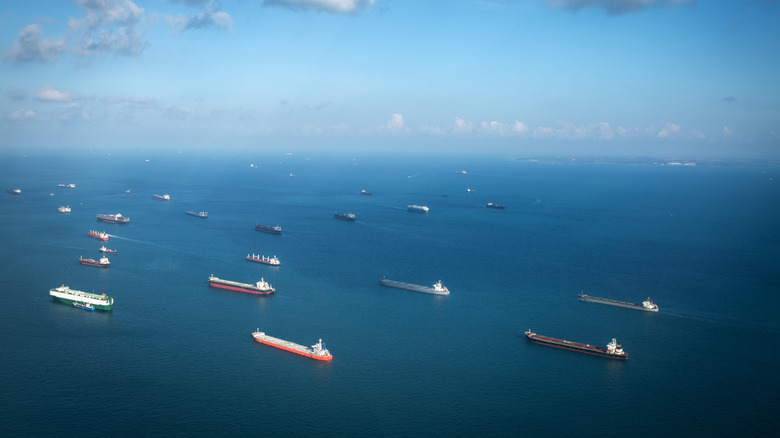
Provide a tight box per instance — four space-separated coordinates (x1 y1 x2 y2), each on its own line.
547 0 696 15
264 0 375 14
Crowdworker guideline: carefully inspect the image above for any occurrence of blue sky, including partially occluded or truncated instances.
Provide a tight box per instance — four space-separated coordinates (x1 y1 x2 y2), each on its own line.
1 0 779 157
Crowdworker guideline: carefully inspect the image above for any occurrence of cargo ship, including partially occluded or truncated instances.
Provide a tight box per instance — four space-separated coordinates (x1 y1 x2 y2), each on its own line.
334 212 356 222
80 256 110 268
255 224 282 235
58 183 76 188
49 285 113 311
96 213 129 224
252 330 332 361
247 254 280 266
99 246 118 254
88 230 109 241
486 202 505 210
58 206 71 213
380 278 450 295
153 194 170 202
578 292 659 312
407 204 429 213
208 276 275 295
524 330 628 360
186 210 208 218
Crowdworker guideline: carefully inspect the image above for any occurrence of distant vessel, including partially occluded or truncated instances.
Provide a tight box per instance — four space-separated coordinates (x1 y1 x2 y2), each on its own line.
578 293 659 312
58 206 72 213
467 188 475 193
247 254 280 266
255 224 282 235
407 204 429 213
73 301 95 311
80 256 110 268
334 212 356 222
49 285 113 311
186 211 208 219
7 189 21 195
99 246 118 254
208 276 275 295
361 189 372 196
252 330 332 361
486 202 505 210
524 330 628 360
58 183 76 189
153 194 170 202
96 213 129 224
88 230 109 241
380 278 450 296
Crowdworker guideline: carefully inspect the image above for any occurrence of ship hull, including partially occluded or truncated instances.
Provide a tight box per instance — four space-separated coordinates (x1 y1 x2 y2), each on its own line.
246 256 280 266
334 214 355 222
525 332 628 360
209 280 274 295
578 294 658 312
96 216 129 224
380 279 449 295
252 334 332 361
186 211 208 218
80 260 109 268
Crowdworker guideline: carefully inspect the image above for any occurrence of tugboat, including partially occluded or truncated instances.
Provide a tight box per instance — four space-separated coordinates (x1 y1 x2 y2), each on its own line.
80 256 110 268
73 301 95 311
246 254 281 266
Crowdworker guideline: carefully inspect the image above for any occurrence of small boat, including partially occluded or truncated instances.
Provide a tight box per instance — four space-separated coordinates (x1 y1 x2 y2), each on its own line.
334 212 356 222
486 202 505 210
255 224 282 235
407 204 429 213
80 256 110 268
99 246 118 254
58 206 72 213
7 189 21 195
73 301 95 311
153 194 170 202
361 189 373 196
247 254 280 266
186 211 208 219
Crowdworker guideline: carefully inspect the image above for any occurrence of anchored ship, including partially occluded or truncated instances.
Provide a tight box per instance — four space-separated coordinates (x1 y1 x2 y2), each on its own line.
7 189 21 195
252 330 332 361
361 189 372 196
88 230 109 241
99 246 118 254
524 330 628 360
58 183 76 188
255 224 282 235
186 210 208 218
486 202 505 210
49 285 113 311
208 276 275 295
247 254 280 266
380 278 450 295
153 194 170 201
578 292 659 312
407 204 429 213
334 212 356 222
96 213 129 224
80 256 110 268
58 206 72 213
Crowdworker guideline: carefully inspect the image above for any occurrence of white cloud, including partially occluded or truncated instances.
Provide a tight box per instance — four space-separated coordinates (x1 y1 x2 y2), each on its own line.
657 122 681 138
386 113 404 131
35 86 74 102
453 117 474 134
68 0 145 31
4 24 66 62
264 0 375 14
11 109 36 120
722 126 732 136
168 2 233 33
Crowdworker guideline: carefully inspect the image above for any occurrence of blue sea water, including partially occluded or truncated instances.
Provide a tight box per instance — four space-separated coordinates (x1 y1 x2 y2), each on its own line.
1 150 779 437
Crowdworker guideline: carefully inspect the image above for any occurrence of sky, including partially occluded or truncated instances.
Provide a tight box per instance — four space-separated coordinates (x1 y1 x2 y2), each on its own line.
1 0 779 157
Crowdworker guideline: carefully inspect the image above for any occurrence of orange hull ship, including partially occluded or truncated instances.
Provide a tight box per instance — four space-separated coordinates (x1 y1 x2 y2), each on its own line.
252 330 332 361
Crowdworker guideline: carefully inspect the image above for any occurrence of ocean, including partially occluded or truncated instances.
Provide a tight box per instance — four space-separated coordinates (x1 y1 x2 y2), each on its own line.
1 150 778 437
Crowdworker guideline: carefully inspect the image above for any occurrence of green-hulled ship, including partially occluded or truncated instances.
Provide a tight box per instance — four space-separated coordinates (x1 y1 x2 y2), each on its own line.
49 285 114 311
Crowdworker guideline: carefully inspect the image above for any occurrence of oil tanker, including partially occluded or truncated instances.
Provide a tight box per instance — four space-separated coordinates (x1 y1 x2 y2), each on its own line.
252 330 332 361
80 256 110 268
49 285 114 311
255 224 282 235
246 254 280 266
524 330 628 360
88 230 109 241
578 292 658 312
380 278 450 295
208 276 275 295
